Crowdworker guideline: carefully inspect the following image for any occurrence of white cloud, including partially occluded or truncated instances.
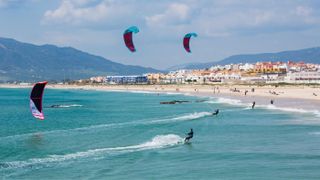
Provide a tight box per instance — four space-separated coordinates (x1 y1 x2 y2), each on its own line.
44 1 106 24
145 3 190 27
43 0 320 37
43 0 132 26
145 1 320 38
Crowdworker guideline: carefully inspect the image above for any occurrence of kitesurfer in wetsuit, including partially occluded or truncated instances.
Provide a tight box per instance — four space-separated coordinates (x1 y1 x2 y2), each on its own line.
184 128 193 143
212 109 219 115
252 101 256 109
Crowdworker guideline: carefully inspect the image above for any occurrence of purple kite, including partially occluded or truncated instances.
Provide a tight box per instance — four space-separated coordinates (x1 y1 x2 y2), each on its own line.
30 81 47 120
123 26 139 52
183 33 198 53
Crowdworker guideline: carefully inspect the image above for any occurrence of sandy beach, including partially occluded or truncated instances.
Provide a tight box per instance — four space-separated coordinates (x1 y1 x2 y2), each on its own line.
1 83 320 112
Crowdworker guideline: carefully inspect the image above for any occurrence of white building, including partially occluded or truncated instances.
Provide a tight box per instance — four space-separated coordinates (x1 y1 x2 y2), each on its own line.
284 71 320 83
239 63 254 71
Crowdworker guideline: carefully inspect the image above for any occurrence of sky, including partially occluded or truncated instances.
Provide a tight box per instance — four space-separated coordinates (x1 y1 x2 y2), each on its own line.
0 0 319 70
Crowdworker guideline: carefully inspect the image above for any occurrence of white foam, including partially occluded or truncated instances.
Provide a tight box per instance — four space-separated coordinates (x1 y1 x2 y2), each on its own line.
58 104 83 108
206 97 248 107
0 134 183 169
206 97 320 117
309 132 320 135
164 92 183 95
171 112 212 121
260 104 320 117
127 90 159 94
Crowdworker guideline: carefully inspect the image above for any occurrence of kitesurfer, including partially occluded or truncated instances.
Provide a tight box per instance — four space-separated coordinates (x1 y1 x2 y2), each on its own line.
184 128 193 143
212 109 219 115
252 101 256 109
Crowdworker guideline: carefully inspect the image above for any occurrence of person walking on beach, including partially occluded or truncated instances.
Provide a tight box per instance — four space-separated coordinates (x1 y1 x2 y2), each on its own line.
184 128 193 143
252 101 256 109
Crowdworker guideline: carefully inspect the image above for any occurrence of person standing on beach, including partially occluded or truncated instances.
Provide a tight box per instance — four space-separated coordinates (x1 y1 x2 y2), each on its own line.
252 101 256 109
270 100 274 104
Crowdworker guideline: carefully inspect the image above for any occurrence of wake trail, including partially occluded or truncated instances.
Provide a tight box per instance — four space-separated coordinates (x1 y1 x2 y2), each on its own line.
0 112 211 140
0 134 183 170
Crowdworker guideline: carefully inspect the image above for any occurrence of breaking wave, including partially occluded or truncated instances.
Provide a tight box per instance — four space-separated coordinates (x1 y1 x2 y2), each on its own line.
259 104 320 117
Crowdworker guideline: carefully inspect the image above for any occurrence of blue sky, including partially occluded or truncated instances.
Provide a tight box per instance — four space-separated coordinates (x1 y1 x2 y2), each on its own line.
0 0 319 69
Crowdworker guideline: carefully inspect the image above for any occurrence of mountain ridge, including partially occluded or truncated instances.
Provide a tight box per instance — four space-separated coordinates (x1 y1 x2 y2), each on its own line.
168 47 320 70
0 37 161 82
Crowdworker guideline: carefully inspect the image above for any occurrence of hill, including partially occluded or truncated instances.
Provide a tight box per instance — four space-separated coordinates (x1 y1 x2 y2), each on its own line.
168 47 320 70
0 38 161 82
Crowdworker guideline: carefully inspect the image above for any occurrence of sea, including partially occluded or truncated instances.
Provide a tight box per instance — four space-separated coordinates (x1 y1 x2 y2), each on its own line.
1 88 320 179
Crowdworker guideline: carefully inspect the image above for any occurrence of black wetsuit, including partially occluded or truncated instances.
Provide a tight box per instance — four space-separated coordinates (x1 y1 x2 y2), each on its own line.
185 130 193 142
213 109 219 115
252 102 256 109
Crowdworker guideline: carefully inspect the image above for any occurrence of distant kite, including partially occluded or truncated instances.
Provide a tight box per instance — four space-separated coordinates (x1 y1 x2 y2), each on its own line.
183 33 198 53
123 26 139 52
30 81 47 120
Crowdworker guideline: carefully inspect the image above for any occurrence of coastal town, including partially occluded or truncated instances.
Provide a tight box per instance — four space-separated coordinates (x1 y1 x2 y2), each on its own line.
88 61 320 85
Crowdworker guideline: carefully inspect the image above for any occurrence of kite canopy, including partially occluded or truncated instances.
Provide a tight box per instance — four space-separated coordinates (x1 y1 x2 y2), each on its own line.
30 81 47 120
123 26 139 52
183 33 198 53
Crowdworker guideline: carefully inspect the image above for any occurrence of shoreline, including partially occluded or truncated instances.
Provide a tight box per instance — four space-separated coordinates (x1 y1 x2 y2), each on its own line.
1 83 320 115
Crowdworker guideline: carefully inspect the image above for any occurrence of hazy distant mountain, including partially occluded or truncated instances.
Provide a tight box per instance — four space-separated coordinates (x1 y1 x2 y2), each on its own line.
168 47 320 70
0 37 161 82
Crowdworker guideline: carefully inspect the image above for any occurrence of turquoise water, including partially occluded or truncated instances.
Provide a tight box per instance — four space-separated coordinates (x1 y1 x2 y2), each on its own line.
1 88 320 179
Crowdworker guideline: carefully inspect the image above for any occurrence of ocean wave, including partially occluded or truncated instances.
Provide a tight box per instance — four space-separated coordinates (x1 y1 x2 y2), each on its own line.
127 90 159 94
309 132 320 135
205 97 320 117
206 97 249 107
0 134 183 170
46 104 83 108
258 104 320 117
